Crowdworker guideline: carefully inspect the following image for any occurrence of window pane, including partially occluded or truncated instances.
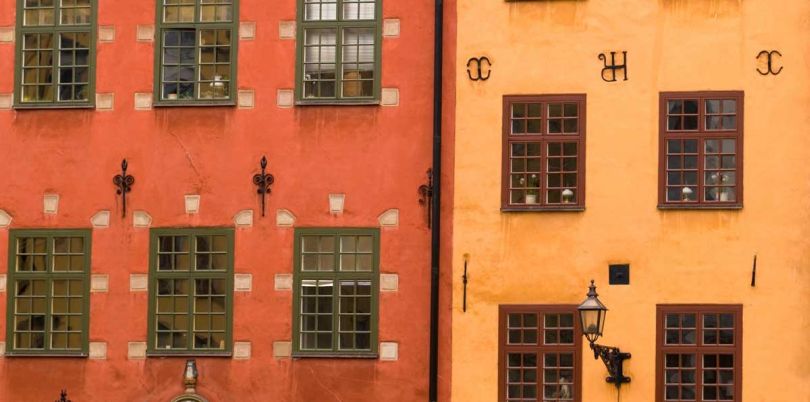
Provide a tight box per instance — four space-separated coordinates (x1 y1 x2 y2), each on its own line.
304 0 337 21
303 29 338 99
21 33 55 102
300 280 334 350
341 28 375 98
60 0 91 25
200 0 232 22
24 0 55 26
11 232 90 353
342 0 375 20
296 230 377 354
163 0 195 23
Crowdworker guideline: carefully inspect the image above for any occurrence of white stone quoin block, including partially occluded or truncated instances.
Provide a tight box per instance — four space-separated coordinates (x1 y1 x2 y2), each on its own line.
136 25 154 42
380 274 399 292
98 25 115 42
329 194 345 214
383 19 400 37
378 209 399 227
234 210 254 227
134 93 152 110
380 342 399 361
239 22 256 40
234 342 252 359
0 274 6 292
91 274 109 293
128 342 147 359
91 210 111 228
43 194 59 214
279 21 295 39
234 274 252 292
273 341 291 358
184 195 200 214
0 209 12 227
276 209 296 227
0 94 12 109
381 88 399 106
133 211 152 228
238 89 255 109
130 274 148 292
274 274 293 291
89 342 108 359
96 93 114 110
0 26 14 43
276 89 294 108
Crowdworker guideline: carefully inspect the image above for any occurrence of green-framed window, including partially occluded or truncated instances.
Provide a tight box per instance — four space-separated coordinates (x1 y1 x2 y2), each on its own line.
147 228 234 355
5 229 91 356
295 0 382 104
14 0 97 108
293 228 379 356
154 0 239 106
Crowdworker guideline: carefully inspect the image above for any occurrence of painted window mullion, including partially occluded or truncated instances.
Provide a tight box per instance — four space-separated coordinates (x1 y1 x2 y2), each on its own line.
45 276 54 351
332 273 339 352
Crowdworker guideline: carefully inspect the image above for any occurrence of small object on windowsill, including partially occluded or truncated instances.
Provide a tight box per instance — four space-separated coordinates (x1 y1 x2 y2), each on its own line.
525 194 538 204
167 93 178 100
562 189 574 204
681 186 693 201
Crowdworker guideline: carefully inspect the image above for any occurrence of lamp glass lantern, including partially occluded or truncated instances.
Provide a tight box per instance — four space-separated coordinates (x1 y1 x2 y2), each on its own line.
577 280 607 344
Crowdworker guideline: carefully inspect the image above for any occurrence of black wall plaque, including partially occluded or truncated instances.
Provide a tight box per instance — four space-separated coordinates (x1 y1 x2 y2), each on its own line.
609 264 630 285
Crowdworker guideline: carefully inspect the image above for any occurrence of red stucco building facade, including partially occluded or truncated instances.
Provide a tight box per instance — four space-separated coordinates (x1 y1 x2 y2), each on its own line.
0 0 448 400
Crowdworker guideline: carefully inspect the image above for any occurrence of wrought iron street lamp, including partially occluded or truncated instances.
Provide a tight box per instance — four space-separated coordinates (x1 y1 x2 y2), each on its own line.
577 280 631 388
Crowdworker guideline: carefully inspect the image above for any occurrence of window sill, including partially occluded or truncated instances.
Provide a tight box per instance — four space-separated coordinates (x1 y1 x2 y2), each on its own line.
4 351 89 357
146 351 233 357
13 103 95 110
153 100 236 108
501 206 585 212
658 204 743 211
295 99 381 106
292 352 379 359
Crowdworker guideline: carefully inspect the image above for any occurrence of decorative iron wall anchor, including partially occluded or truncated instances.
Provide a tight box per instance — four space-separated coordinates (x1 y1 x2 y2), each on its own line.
418 168 434 228
751 254 757 287
113 159 135 218
757 50 782 75
599 51 628 82
56 390 71 402
462 254 469 313
466 56 492 81
252 156 275 217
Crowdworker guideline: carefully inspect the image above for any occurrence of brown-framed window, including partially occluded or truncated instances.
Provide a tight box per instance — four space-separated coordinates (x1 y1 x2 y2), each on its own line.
659 92 744 208
499 305 582 402
656 305 742 402
502 95 586 211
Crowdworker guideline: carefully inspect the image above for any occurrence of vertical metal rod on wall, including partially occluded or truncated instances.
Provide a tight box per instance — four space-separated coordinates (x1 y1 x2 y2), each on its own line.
751 254 757 287
429 0 444 400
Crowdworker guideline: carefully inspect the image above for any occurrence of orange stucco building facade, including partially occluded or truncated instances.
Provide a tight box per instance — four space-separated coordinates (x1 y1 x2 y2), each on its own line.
0 0 445 400
450 0 809 401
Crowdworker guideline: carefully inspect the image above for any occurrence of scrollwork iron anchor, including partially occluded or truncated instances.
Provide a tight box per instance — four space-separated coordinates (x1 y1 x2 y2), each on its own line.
418 168 434 228
113 159 135 218
252 156 275 217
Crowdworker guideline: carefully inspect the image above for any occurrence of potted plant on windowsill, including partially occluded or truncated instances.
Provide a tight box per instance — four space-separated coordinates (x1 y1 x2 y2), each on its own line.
520 174 540 204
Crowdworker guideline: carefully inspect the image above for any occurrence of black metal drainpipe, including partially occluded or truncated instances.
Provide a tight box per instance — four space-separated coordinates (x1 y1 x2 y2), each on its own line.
429 0 443 400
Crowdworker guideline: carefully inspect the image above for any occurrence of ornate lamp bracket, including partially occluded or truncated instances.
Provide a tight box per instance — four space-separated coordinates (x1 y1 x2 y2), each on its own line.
418 168 434 228
252 156 275 217
113 159 135 218
590 343 632 388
